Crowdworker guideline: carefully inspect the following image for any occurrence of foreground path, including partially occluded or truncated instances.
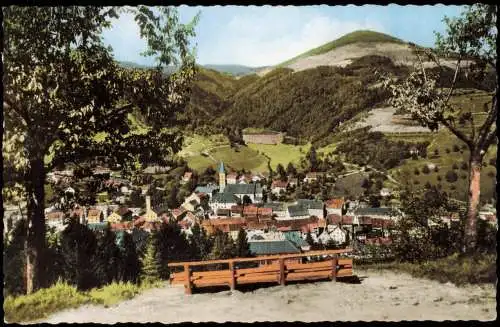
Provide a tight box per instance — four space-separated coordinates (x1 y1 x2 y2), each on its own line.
37 269 495 323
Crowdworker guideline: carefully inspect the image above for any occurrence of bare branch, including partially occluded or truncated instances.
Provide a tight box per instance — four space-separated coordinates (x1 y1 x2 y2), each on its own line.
481 128 497 152
439 117 474 149
412 44 427 83
444 58 462 106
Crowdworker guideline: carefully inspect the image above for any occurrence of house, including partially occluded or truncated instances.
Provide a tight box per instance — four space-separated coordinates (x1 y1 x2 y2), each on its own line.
283 231 311 251
87 208 103 224
329 226 347 244
69 207 86 224
271 180 288 195
297 199 324 219
226 172 238 184
202 218 246 239
252 174 264 183
110 222 133 232
325 198 345 216
409 146 420 156
209 192 241 211
318 229 333 245
120 185 131 195
107 211 122 223
263 202 287 219
46 211 66 230
286 205 310 220
181 171 193 184
248 240 301 265
143 196 159 222
258 207 273 221
327 214 342 226
243 205 259 217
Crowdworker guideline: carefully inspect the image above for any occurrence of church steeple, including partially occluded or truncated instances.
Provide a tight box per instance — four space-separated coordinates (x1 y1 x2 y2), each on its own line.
218 161 226 192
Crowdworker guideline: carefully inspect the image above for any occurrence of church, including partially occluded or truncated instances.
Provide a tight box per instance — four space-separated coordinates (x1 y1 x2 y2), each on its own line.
209 162 263 212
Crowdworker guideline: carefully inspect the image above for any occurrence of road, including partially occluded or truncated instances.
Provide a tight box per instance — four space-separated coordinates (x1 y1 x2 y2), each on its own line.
38 269 495 323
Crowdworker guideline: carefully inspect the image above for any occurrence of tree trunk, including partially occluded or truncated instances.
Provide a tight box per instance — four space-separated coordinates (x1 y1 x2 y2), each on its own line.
463 158 482 253
25 157 47 294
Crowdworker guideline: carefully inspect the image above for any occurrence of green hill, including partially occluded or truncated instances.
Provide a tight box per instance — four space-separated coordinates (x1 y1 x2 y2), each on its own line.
278 30 405 67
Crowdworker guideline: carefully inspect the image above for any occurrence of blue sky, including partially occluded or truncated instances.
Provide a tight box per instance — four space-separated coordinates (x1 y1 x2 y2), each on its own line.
102 5 466 67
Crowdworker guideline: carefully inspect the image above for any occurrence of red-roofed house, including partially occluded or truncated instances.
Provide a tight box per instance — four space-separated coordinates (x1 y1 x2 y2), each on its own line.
171 207 187 221
271 180 288 195
325 198 345 216
327 214 342 225
243 205 259 217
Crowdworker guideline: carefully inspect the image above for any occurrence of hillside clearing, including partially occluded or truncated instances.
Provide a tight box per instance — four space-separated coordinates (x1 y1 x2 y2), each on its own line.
248 143 311 170
38 269 495 323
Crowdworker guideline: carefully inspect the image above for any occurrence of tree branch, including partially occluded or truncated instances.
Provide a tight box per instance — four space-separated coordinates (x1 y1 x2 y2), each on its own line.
444 58 462 106
476 89 497 148
439 117 474 149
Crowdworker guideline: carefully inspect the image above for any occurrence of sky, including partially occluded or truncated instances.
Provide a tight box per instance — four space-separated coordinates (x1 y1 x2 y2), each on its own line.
101 5 466 68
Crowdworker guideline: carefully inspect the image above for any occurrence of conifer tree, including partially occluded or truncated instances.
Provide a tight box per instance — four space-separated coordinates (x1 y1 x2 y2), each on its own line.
235 228 251 258
190 223 212 260
140 234 160 283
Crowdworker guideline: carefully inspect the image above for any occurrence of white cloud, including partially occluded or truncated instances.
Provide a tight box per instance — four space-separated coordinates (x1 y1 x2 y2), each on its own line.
199 7 386 66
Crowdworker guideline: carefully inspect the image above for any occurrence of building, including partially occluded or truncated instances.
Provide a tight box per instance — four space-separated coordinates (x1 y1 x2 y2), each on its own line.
380 188 392 197
303 172 323 183
194 184 219 199
46 210 66 231
248 240 301 265
297 199 324 219
226 172 238 184
209 192 241 211
263 202 287 219
87 208 103 224
218 162 226 192
242 131 284 145
143 196 159 222
271 180 288 195
325 198 345 216
286 205 310 220
224 183 263 203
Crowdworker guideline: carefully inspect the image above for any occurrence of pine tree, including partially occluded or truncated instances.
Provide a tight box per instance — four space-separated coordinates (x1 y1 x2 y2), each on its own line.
209 229 236 260
156 221 191 279
140 234 160 284
235 228 251 258
190 223 212 260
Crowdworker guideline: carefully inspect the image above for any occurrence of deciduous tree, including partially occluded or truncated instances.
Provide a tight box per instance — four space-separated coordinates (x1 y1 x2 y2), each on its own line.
382 4 497 253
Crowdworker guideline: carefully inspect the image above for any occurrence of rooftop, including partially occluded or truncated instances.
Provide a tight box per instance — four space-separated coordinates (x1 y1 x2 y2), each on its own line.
249 239 300 256
224 183 262 195
355 207 396 217
297 199 324 210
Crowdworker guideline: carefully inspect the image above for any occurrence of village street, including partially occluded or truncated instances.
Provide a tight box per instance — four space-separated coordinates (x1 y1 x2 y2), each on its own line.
37 269 495 323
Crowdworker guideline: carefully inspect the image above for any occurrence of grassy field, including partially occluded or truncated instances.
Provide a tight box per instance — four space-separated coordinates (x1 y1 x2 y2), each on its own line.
248 143 311 170
4 280 164 323
278 30 404 67
179 134 269 173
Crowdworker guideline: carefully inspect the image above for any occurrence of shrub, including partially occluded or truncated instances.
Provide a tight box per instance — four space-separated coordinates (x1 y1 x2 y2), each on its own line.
487 171 495 178
460 162 468 170
489 158 496 166
452 163 458 170
4 281 90 323
434 166 439 173
452 144 460 152
434 149 439 156
414 180 420 185
437 183 442 189
424 182 432 189
461 174 467 180
445 171 458 183
450 185 456 190
422 165 430 174
414 168 420 175
437 175 442 181
445 148 451 154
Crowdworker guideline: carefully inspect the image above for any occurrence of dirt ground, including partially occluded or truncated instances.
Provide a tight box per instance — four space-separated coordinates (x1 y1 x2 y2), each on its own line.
353 106 433 133
36 269 496 323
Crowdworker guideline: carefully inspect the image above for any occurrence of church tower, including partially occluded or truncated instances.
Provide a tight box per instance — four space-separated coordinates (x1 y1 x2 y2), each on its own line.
218 161 226 192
